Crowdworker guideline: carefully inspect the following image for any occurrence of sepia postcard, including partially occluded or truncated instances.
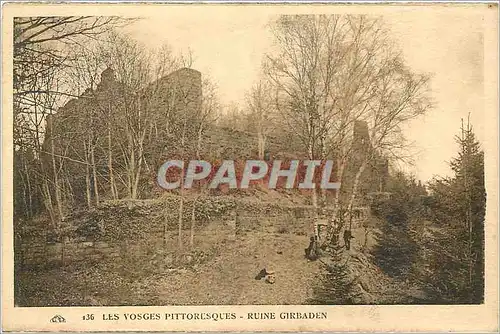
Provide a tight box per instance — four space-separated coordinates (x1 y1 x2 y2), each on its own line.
1 2 499 332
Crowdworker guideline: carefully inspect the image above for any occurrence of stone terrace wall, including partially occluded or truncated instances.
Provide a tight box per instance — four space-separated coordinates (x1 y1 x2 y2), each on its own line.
16 199 369 268
19 239 120 267
236 204 320 236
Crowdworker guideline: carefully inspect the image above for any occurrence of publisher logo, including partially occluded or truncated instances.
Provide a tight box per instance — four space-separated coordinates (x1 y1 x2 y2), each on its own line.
50 315 66 323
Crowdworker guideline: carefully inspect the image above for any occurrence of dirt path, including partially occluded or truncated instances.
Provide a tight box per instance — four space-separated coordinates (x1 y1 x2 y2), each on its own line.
16 228 428 306
155 232 322 305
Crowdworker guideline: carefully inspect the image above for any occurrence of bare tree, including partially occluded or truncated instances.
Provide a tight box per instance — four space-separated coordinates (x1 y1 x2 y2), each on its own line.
246 79 275 159
80 32 186 201
14 17 126 145
345 55 431 222
190 78 220 248
264 14 431 244
264 15 378 238
13 17 128 223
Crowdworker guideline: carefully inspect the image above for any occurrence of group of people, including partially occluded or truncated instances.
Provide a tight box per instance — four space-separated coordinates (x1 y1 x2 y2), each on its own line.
254 228 355 286
304 229 355 261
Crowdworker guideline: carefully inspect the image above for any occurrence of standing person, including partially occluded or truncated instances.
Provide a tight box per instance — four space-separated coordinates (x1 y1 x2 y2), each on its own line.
304 236 318 261
343 230 354 250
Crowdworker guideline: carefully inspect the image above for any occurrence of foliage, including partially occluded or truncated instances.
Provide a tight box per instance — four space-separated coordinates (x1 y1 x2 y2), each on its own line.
309 250 358 304
424 120 485 303
371 171 425 279
371 120 485 304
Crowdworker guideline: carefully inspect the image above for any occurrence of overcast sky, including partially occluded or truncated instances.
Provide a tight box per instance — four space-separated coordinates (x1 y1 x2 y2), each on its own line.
124 9 485 183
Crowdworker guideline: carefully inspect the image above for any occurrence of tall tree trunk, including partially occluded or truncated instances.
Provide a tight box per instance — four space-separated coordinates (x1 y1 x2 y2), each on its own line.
178 196 184 251
177 155 185 251
85 165 92 209
189 119 205 249
177 114 188 251
347 159 368 230
330 157 347 217
50 129 63 220
20 174 27 216
108 126 117 200
324 156 347 248
127 129 135 199
42 180 55 227
308 143 319 239
64 176 74 207
257 131 265 160
39 124 56 227
132 163 142 200
84 142 92 209
190 199 196 248
132 138 145 200
91 142 99 205
163 197 169 250
23 158 33 218
320 136 327 207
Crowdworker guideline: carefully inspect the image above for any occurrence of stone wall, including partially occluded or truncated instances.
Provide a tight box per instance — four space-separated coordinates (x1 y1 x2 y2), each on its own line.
19 239 120 267
236 205 317 236
16 199 372 268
